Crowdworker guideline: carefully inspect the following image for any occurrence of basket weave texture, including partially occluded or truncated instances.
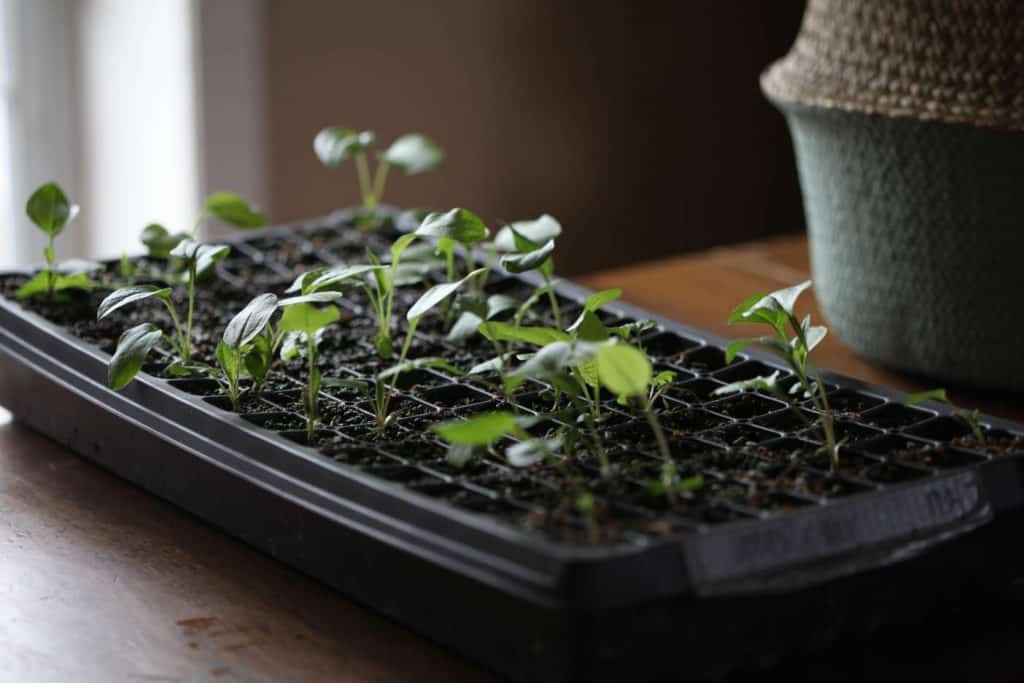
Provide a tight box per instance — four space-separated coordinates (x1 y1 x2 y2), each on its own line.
762 0 1024 132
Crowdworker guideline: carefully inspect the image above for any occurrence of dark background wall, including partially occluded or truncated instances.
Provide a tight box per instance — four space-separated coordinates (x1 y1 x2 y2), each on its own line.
268 0 806 274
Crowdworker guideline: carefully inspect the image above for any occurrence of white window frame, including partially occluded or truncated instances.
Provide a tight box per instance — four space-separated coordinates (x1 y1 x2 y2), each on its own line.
0 0 269 268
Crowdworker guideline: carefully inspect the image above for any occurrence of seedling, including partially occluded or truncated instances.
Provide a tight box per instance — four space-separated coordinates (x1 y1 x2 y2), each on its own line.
277 293 344 441
99 193 267 388
413 208 489 323
433 410 561 470
494 334 614 475
368 267 485 433
286 232 422 358
494 215 563 326
903 388 986 445
216 293 279 410
595 343 681 493
16 182 99 301
314 127 444 228
714 281 840 469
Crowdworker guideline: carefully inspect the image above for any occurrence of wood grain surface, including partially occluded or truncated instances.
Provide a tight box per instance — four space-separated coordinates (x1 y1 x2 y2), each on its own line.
2 235 1021 682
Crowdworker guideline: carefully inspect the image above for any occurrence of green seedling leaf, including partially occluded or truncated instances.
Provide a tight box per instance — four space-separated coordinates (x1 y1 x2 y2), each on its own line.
97 285 172 320
377 356 464 380
448 311 484 341
712 371 782 397
290 264 383 294
15 271 97 300
244 333 273 385
724 336 788 364
314 127 375 166
382 133 444 174
406 268 486 320
584 288 621 313
728 292 788 333
223 293 278 349
277 291 344 307
26 182 78 238
477 321 570 346
803 325 828 352
277 302 340 336
494 214 562 251
609 320 657 340
500 239 554 274
391 231 420 258
506 436 562 468
108 323 163 390
508 340 602 384
216 340 241 380
414 208 488 245
570 310 609 342
468 354 510 375
653 370 676 388
434 411 519 446
204 192 267 229
739 280 812 325
763 280 812 317
486 294 518 319
164 360 215 378
902 388 950 406
595 343 651 398
140 223 187 259
170 239 231 278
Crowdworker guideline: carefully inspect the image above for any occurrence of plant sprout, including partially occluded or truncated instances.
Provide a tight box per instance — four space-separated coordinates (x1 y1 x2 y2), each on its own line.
433 410 561 470
314 127 444 228
276 293 344 441
713 281 840 469
366 268 485 433
286 233 422 358
16 182 100 301
413 208 489 323
903 388 986 445
494 215 563 327
99 193 267 388
216 293 279 410
594 343 679 492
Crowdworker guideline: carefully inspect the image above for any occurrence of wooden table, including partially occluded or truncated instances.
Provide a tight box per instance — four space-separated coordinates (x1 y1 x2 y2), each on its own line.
2 235 1022 682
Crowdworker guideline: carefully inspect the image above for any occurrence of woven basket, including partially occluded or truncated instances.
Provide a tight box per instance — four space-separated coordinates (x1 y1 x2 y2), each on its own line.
762 0 1024 391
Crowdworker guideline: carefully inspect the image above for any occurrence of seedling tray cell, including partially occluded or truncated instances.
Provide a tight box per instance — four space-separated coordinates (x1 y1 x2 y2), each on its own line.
2 211 1023 681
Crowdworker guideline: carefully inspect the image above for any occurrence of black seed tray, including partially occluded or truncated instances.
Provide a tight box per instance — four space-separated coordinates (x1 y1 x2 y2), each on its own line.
2 209 1024 682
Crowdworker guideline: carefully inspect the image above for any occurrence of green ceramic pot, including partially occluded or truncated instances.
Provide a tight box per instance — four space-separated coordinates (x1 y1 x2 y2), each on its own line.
769 99 1024 391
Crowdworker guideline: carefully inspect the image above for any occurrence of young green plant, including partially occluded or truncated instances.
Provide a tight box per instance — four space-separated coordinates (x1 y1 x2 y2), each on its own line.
16 182 100 301
368 268 486 433
99 193 267 388
216 293 280 410
594 342 684 494
286 232 430 358
903 388 986 445
432 410 562 470
314 127 444 227
714 281 840 469
276 293 345 441
494 215 563 327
